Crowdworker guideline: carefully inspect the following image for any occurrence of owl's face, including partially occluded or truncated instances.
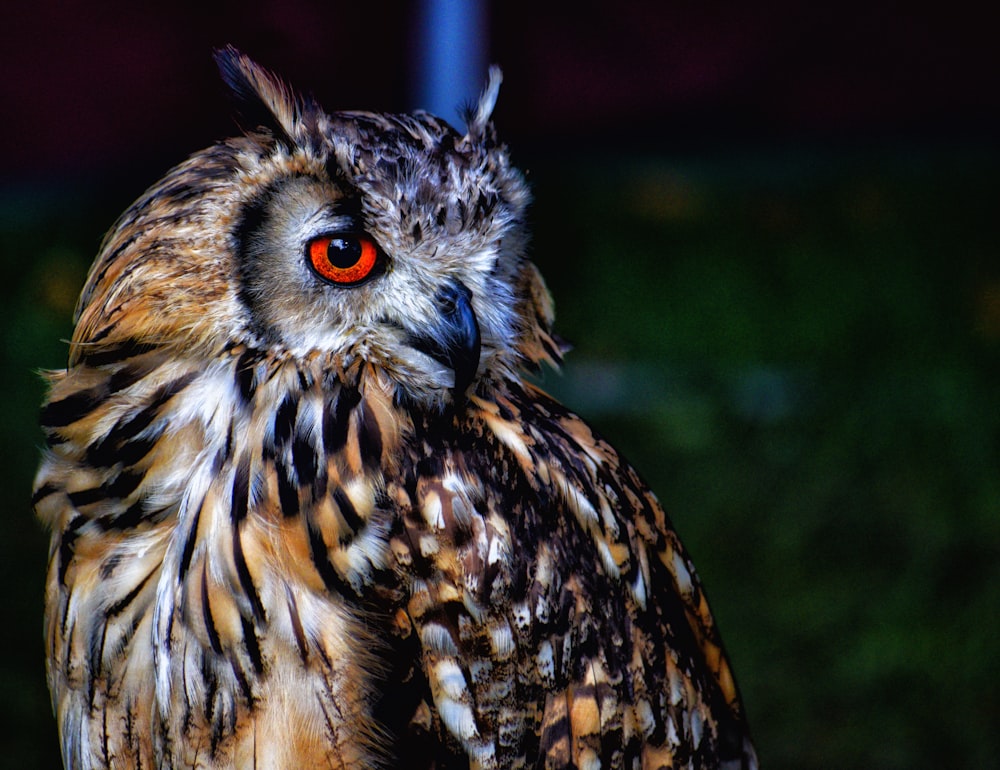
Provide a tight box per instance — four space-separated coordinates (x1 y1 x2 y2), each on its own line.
73 49 557 409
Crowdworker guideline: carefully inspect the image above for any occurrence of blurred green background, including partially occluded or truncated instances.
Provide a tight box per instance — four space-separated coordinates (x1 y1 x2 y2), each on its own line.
531 149 1000 767
3 3 998 768
6 145 997 768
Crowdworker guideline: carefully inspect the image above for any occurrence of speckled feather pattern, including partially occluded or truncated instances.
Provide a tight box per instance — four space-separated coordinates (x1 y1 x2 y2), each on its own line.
33 48 757 769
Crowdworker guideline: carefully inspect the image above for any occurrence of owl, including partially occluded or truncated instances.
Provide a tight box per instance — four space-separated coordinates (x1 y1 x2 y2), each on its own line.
33 47 757 769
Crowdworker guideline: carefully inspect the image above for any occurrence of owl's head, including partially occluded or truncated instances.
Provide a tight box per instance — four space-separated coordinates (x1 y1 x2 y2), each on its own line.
72 47 562 409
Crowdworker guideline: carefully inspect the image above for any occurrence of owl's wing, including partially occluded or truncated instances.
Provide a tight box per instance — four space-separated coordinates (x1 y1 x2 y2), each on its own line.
394 381 757 769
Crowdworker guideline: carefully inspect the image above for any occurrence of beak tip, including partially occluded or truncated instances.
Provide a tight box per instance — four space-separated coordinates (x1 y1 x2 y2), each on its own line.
408 279 483 401
441 282 481 398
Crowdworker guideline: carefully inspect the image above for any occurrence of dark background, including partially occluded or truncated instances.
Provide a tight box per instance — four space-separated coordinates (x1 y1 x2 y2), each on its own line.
3 2 998 767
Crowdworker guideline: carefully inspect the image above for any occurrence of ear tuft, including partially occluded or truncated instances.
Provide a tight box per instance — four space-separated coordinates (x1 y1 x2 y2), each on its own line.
463 65 503 144
214 45 302 145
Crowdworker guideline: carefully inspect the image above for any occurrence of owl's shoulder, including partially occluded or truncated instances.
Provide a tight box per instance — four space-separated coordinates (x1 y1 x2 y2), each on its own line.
385 380 755 767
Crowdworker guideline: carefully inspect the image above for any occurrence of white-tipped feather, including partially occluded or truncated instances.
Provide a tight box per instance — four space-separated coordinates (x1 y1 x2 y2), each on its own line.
466 65 503 140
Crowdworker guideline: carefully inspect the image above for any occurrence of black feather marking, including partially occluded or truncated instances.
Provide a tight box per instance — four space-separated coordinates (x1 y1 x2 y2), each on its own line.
97 500 145 531
273 394 297 448
233 527 265 623
475 190 497 220
85 420 160 470
40 386 107 429
415 455 443 480
42 431 66 449
356 401 383 469
100 702 110 764
58 516 87 583
332 486 363 542
201 565 224 655
87 621 110 706
312 468 328 502
202 654 221 753
105 569 155 618
103 469 143 499
234 347 261 402
115 431 162 467
241 613 264 674
178 506 201 580
597 708 625 762
87 372 196 468
49 367 190 448
67 487 104 508
275 460 299 518
323 386 359 454
104 359 159 389
231 459 250 524
77 340 157 368
31 482 57 506
230 656 253 703
285 588 309 663
84 323 113 346
496 400 515 422
328 192 363 220
122 706 136 759
292 433 317 487
98 502 171 532
306 519 352 596
538 700 571 754
214 46 296 146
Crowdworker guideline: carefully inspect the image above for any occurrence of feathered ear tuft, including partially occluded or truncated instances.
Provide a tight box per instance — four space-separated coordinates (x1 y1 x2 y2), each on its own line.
463 65 503 144
214 45 304 146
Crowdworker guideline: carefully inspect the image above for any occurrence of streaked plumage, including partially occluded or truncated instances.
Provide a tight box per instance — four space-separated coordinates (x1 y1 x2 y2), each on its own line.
33 48 757 769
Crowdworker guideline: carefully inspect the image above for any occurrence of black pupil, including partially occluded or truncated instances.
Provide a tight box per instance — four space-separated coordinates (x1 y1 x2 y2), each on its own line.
327 238 361 268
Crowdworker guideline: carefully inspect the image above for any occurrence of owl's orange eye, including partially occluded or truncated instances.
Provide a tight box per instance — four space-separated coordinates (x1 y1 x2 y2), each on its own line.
307 234 380 286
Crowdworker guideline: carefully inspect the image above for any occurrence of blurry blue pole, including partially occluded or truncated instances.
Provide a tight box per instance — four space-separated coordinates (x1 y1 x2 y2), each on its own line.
413 0 488 128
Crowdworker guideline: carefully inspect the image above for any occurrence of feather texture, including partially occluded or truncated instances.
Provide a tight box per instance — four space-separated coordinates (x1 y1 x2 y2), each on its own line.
34 48 756 769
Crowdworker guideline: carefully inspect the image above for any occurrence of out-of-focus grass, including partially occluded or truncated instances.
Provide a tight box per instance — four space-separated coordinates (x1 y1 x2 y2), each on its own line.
3 146 998 768
530 147 1000 768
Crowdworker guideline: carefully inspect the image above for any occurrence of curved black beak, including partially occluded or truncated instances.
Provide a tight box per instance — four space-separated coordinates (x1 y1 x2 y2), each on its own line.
408 280 482 400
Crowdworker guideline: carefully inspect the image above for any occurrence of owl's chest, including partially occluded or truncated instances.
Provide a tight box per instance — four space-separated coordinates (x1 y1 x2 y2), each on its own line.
158 394 528 767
